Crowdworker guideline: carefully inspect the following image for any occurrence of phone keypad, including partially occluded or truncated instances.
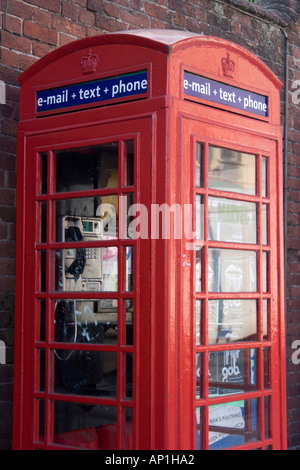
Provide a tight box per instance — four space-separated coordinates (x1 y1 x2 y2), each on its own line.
86 248 98 260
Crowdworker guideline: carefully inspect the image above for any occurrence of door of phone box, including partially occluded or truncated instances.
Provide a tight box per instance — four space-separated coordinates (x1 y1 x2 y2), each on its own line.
14 30 286 450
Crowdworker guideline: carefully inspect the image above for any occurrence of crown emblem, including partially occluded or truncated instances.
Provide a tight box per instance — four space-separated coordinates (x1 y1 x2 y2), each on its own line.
221 52 235 78
80 49 99 74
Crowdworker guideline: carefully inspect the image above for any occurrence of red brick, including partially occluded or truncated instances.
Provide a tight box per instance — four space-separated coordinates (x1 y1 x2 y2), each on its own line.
33 8 53 27
104 3 120 19
119 8 150 28
24 0 61 14
0 189 15 206
7 0 34 21
78 8 95 26
0 49 19 69
5 14 22 35
62 1 79 21
144 2 172 22
1 30 32 54
23 21 58 45
52 15 87 38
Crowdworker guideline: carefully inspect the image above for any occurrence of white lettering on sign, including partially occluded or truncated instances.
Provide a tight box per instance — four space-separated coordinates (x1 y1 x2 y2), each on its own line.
184 71 268 118
37 70 148 113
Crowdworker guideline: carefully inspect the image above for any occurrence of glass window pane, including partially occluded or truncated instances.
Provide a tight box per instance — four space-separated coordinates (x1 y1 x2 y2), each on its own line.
262 204 268 245
37 250 47 292
208 299 258 344
196 195 204 241
208 197 257 244
52 350 117 397
55 196 118 242
125 140 134 187
208 349 257 397
38 202 47 244
55 143 118 193
38 153 47 195
263 252 268 292
264 347 270 389
208 398 259 449
54 299 118 345
208 146 256 195
196 407 203 450
196 143 204 188
263 299 268 340
262 157 267 198
196 352 202 399
196 300 202 345
37 299 46 342
123 353 133 400
53 401 117 449
54 246 118 292
208 249 257 292
196 247 202 292
126 247 133 292
123 299 133 346
122 408 133 450
264 396 271 439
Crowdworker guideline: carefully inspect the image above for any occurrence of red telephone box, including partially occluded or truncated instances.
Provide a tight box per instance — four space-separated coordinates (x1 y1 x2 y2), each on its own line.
13 29 286 450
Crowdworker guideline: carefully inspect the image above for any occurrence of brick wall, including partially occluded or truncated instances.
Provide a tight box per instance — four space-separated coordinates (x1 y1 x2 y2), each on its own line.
0 0 299 450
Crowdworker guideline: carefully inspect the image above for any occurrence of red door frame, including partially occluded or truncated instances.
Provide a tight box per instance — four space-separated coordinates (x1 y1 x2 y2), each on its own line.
13 110 157 450
176 114 286 450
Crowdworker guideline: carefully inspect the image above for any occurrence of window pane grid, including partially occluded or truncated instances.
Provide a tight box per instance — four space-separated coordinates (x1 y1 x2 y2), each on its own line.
194 141 272 450
34 139 136 450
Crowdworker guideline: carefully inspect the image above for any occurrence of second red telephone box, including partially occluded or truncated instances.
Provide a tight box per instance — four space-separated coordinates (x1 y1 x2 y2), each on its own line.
14 29 286 450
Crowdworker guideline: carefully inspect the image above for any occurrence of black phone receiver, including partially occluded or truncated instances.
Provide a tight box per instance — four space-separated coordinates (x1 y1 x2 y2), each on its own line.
66 226 86 280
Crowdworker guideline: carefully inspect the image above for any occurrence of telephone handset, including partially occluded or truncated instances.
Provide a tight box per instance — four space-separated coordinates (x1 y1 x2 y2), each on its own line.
58 216 103 292
65 226 86 280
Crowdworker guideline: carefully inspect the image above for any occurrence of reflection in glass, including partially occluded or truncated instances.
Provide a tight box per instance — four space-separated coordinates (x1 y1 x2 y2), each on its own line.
208 197 257 244
208 146 256 195
54 299 118 345
55 143 118 193
208 249 257 292
54 401 117 449
208 398 259 449
208 349 257 397
208 299 257 344
52 350 117 398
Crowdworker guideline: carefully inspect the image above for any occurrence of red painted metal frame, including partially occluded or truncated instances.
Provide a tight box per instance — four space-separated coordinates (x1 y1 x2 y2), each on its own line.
14 30 286 450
